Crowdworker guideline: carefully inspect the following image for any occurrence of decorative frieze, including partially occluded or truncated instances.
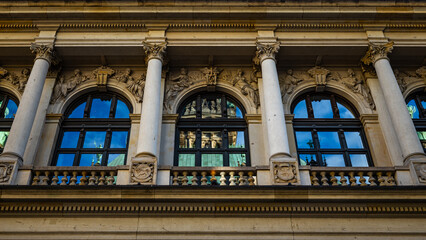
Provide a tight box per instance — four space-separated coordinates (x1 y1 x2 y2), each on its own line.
113 68 145 102
51 69 89 103
337 68 375 110
279 69 303 95
0 67 31 92
228 68 260 108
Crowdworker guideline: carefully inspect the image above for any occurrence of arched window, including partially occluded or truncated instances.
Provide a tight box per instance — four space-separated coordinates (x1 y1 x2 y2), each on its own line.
292 93 372 167
406 91 426 151
0 92 18 153
53 93 132 166
175 92 249 167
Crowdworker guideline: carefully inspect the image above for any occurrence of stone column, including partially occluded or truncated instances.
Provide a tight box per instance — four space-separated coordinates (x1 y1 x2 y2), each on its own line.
253 42 300 185
129 42 166 185
362 42 426 184
0 43 57 185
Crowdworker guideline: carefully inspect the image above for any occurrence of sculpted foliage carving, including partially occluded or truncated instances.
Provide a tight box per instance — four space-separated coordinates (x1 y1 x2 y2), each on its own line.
361 42 394 65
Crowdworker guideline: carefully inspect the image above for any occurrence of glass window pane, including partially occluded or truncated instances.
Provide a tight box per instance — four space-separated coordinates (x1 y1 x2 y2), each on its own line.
0 131 9 148
115 100 130 118
293 100 308 118
68 102 86 118
312 98 333 118
179 131 196 148
202 97 221 118
407 99 419 119
107 154 125 166
56 154 75 166
4 99 18 119
417 131 426 149
201 131 222 149
229 153 246 166
182 100 197 119
299 154 317 166
228 131 245 148
201 154 223 167
60 131 80 148
295 132 314 149
178 154 195 166
318 132 341 149
227 100 243 118
344 132 364 149
90 97 112 118
350 154 369 167
322 154 345 167
337 102 355 119
80 153 102 166
110 131 128 148
83 131 106 148
421 100 426 110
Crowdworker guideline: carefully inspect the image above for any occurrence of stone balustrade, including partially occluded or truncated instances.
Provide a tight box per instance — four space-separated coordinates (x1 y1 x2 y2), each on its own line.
307 167 397 186
170 167 256 186
29 166 119 186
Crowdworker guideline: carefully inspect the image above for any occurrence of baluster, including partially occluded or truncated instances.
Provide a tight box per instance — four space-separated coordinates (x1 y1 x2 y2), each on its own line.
210 171 217 185
358 172 367 186
349 172 357 186
339 172 348 186
311 172 319 186
32 171 41 185
88 171 97 185
320 172 329 186
386 172 396 186
172 171 179 185
70 171 78 185
51 171 59 185
191 171 198 186
377 172 385 186
41 171 50 185
201 172 208 185
330 172 338 186
238 172 246 185
219 172 227 186
248 172 255 186
229 171 236 186
182 171 189 186
61 171 69 185
98 171 106 185
107 171 115 185
79 171 87 185
367 172 377 186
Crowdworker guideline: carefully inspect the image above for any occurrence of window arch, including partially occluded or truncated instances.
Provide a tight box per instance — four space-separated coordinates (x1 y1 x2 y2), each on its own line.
406 91 426 151
175 92 250 167
53 92 132 167
292 93 372 167
0 92 18 153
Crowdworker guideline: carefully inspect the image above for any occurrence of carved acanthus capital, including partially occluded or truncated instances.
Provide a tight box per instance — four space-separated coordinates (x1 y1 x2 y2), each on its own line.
0 67 8 78
253 42 280 65
361 42 394 66
142 42 167 64
30 43 59 65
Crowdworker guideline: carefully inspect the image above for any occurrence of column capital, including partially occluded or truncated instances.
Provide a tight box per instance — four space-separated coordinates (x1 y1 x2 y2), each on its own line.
361 41 394 66
30 43 59 66
253 42 280 65
142 41 167 64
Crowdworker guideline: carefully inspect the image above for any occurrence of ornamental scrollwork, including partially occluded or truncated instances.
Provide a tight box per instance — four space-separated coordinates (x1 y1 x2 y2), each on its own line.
273 162 298 184
130 161 155 184
0 163 13 183
142 42 167 63
253 42 280 66
361 42 394 66
201 66 222 86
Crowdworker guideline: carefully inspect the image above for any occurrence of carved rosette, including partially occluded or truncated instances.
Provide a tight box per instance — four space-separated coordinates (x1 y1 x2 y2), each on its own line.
272 161 298 184
253 42 280 66
130 157 157 185
0 163 14 183
361 42 394 66
30 43 59 65
142 42 167 64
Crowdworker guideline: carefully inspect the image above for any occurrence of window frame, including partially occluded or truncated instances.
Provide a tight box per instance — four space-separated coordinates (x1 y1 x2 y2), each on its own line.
406 91 426 151
0 92 19 153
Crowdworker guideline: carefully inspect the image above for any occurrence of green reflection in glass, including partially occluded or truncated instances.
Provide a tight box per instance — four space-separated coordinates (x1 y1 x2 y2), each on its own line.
108 154 125 166
178 154 195 166
228 131 245 148
201 154 223 167
0 131 9 148
407 99 419 119
229 154 246 167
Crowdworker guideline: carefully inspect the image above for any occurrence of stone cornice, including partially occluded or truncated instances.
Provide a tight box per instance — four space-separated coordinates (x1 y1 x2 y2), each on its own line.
60 23 146 29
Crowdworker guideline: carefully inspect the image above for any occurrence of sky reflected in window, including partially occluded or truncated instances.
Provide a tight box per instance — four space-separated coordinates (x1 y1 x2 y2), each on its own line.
69 102 86 118
4 99 17 119
344 132 364 149
293 100 308 118
56 154 74 166
83 131 106 148
350 154 369 167
337 102 355 118
295 131 314 149
110 131 128 148
318 132 341 149
60 131 79 148
312 99 333 118
80 154 102 166
299 154 317 166
90 98 111 118
115 100 130 118
323 154 345 167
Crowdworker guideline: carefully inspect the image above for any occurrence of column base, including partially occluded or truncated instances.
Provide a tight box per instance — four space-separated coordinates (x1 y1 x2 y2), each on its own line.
405 155 426 185
0 153 23 185
129 154 157 185
269 154 300 185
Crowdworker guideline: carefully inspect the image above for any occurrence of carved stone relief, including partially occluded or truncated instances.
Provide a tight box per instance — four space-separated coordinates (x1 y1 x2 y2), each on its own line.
130 158 156 185
164 68 192 112
51 69 89 103
336 68 375 110
390 66 426 93
307 66 331 91
228 69 260 108
0 67 31 92
272 161 298 184
201 66 222 86
112 68 146 102
414 163 426 184
92 66 115 91
0 163 13 183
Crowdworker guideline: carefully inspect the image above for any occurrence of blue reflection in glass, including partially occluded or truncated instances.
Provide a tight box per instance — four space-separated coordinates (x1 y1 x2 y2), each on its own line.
318 132 341 149
4 99 18 118
83 131 106 148
108 154 125 166
344 132 364 149
227 101 243 118
56 154 75 166
228 131 245 148
60 132 80 148
337 102 355 119
322 154 345 167
110 131 128 148
80 154 102 166
299 154 317 166
68 102 86 118
293 100 308 118
295 132 314 149
312 99 333 118
407 99 419 119
115 100 130 118
350 154 369 167
90 98 111 118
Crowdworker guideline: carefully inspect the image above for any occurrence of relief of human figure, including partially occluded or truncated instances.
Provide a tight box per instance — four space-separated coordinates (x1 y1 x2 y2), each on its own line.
342 68 375 109
51 69 88 103
16 68 30 92
116 68 134 84
232 69 260 108
126 73 145 102
282 69 303 94
164 68 192 111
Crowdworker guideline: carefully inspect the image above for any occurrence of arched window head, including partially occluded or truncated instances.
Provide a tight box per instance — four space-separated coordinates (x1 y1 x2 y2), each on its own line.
53 93 132 167
406 91 426 151
292 93 372 167
175 92 249 167
0 92 18 152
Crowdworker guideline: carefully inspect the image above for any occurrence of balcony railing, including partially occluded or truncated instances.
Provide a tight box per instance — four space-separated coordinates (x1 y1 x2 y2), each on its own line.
170 167 257 186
